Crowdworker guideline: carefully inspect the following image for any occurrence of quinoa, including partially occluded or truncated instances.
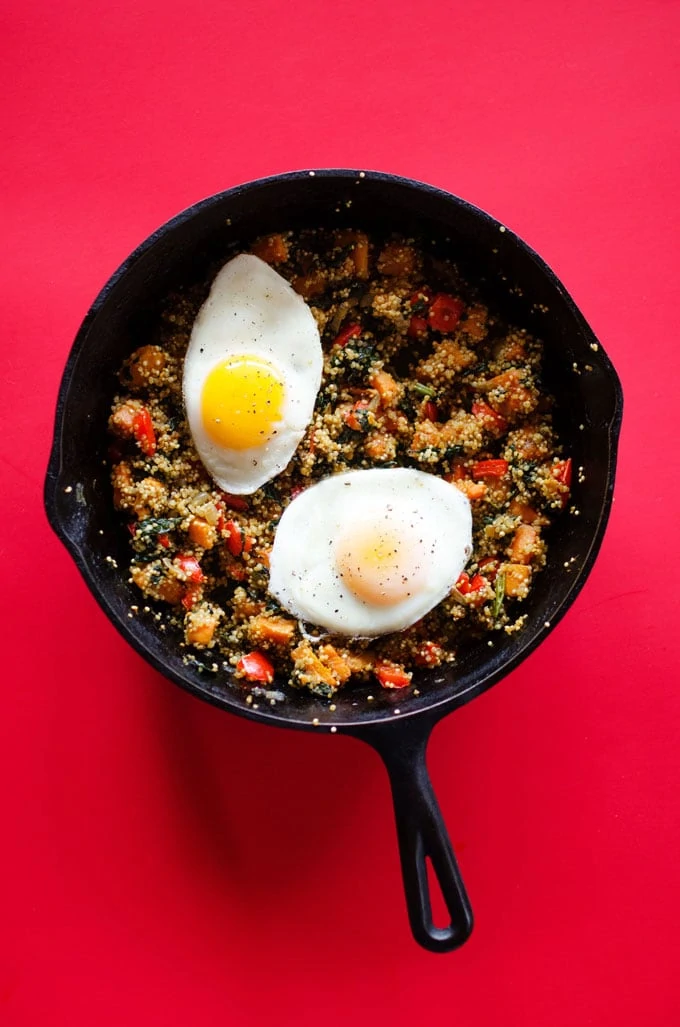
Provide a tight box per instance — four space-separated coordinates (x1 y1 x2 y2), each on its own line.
108 229 572 699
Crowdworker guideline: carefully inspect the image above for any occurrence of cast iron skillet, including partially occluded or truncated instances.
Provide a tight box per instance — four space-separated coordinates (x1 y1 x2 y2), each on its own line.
44 170 623 953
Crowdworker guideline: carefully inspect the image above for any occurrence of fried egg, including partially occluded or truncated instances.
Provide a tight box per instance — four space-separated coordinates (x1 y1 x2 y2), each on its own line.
268 468 473 636
183 253 322 494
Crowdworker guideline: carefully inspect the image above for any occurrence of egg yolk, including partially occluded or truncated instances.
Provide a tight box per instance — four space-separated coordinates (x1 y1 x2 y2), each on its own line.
335 522 427 606
201 355 285 451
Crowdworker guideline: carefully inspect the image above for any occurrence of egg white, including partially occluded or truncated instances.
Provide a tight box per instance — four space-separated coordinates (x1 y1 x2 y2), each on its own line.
268 468 473 636
183 253 322 494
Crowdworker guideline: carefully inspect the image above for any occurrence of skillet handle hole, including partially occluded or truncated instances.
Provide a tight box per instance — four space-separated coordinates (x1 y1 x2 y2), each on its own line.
425 855 450 931
365 724 474 953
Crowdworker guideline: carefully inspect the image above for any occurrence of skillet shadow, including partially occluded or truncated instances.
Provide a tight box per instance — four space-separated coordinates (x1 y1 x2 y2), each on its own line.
145 666 379 902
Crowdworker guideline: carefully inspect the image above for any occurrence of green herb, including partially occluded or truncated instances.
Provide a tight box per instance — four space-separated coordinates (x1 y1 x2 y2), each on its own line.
398 392 417 420
314 385 335 413
354 407 372 432
136 517 181 536
411 382 436 397
330 342 378 383
492 573 506 621
310 682 335 699
132 516 181 555
261 481 280 501
148 562 165 588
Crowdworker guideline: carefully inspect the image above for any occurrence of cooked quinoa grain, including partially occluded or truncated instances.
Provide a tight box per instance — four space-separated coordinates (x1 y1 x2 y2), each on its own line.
108 229 571 698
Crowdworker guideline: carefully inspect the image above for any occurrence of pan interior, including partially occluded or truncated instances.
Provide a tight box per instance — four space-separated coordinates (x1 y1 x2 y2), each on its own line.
46 171 622 729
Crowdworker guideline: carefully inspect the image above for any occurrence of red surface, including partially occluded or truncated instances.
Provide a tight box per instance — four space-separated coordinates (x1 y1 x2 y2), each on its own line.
2 1 679 1023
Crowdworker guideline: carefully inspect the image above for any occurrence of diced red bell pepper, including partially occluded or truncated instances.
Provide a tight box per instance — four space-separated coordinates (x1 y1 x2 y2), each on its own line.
158 533 171 549
472 400 508 433
335 323 362 348
224 519 243 557
455 571 487 604
344 399 372 432
456 571 486 594
375 661 412 689
423 400 439 422
175 554 205 583
428 294 464 333
455 571 471 593
243 535 254 554
407 315 429 339
132 407 156 457
237 651 275 684
225 557 247 582
471 459 509 479
220 492 249 512
127 521 138 537
414 641 444 667
181 583 201 610
477 556 500 582
552 458 572 488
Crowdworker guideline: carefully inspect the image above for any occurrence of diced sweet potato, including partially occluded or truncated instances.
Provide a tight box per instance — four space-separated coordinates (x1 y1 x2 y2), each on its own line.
382 408 410 435
503 563 532 598
410 418 446 454
112 461 134 509
492 335 527 364
364 431 396 462
508 524 541 564
251 233 289 264
231 588 265 623
537 467 570 507
416 339 476 384
291 643 337 688
508 499 541 524
343 650 375 676
368 369 401 408
248 614 296 647
254 545 271 569
292 269 326 299
318 645 353 684
111 463 164 517
505 426 551 462
131 561 184 605
129 345 167 389
377 242 417 277
460 304 488 342
188 516 217 549
477 368 538 421
136 477 166 515
109 400 142 438
335 230 370 278
411 410 484 458
452 478 487 501
185 603 221 646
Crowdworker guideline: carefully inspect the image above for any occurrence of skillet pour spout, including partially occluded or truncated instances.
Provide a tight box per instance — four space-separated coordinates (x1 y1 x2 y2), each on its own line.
44 170 623 953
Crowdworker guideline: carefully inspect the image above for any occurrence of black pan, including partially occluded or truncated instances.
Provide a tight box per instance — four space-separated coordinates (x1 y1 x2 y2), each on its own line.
44 170 623 953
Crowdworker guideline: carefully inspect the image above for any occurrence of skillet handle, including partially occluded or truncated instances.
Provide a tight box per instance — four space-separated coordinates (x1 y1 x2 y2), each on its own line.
368 722 473 953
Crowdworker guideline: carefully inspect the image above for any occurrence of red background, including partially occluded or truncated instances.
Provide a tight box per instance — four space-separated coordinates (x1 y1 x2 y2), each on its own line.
2 1 679 1023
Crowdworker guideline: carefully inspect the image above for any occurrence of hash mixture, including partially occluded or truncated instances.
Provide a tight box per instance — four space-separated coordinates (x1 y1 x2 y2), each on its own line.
108 229 572 698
